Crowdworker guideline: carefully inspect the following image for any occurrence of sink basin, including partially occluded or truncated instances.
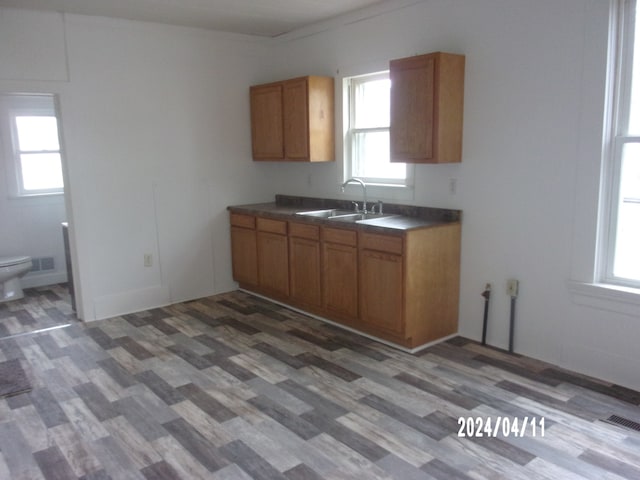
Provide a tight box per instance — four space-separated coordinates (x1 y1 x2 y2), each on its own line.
296 209 399 223
328 213 398 223
296 209 354 218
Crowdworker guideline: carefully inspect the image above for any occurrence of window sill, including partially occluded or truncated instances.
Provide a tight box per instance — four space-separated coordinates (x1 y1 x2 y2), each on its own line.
342 182 415 203
10 192 64 199
8 192 65 206
567 280 640 317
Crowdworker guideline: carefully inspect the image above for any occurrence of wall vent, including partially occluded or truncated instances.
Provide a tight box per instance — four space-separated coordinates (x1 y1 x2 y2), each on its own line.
603 415 640 432
30 257 55 272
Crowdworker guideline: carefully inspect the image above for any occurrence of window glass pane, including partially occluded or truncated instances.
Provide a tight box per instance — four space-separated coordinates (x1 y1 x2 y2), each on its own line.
628 3 640 134
352 131 405 180
15 116 60 151
20 153 64 191
353 78 390 129
612 143 640 280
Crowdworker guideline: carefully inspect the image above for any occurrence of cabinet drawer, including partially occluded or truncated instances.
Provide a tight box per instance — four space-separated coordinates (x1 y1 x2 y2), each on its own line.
257 217 287 235
323 227 357 246
360 232 403 255
289 222 319 240
230 213 255 229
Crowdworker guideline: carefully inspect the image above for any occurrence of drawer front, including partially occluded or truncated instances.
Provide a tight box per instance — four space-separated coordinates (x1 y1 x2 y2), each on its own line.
289 222 320 240
257 217 288 235
230 213 255 229
360 232 403 255
323 227 357 246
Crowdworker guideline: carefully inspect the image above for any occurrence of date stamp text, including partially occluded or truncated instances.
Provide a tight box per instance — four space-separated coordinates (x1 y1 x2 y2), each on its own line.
457 416 545 438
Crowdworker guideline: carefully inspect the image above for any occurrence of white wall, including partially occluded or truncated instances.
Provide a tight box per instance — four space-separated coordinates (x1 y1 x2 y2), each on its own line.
0 8 278 318
2 1 638 391
0 10 69 289
267 0 640 390
61 16 284 318
0 191 67 288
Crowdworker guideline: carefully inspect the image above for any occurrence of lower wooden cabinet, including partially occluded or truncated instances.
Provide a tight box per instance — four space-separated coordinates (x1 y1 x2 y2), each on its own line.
322 227 358 323
229 212 460 349
230 214 258 286
289 222 321 308
256 217 289 298
359 249 404 335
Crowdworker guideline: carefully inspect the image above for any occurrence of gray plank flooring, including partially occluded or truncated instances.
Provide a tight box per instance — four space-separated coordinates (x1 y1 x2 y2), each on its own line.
0 286 639 479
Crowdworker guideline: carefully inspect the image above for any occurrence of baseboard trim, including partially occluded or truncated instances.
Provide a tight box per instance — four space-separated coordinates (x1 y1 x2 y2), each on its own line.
92 285 170 321
22 272 68 288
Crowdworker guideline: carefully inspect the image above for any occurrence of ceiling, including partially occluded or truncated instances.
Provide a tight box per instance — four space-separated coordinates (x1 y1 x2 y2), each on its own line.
0 0 392 37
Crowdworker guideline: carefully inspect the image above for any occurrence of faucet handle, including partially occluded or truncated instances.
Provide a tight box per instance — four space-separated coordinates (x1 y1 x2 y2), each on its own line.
351 201 360 212
370 201 383 214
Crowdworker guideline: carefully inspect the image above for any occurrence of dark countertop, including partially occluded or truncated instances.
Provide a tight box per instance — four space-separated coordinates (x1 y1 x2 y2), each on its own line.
228 195 461 233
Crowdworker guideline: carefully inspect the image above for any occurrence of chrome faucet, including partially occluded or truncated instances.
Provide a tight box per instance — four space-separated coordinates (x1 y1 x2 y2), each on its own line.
341 178 368 213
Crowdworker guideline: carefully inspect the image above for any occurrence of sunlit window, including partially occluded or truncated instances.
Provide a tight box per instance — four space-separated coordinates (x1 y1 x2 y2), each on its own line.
14 115 64 193
603 0 640 285
344 72 410 185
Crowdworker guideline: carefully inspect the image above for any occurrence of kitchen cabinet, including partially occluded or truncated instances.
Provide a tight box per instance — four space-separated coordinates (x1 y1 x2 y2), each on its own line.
390 52 465 164
229 209 460 350
359 233 404 335
322 227 358 323
250 76 334 162
256 217 289 298
289 222 321 309
358 226 461 346
230 213 258 286
249 84 283 159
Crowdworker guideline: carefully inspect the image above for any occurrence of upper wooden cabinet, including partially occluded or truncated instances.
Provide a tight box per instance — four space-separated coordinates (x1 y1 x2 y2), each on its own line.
390 52 465 164
250 76 335 162
250 84 283 159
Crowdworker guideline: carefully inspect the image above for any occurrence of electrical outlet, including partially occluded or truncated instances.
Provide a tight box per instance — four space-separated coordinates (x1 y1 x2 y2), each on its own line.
507 278 519 297
449 178 457 195
144 253 153 267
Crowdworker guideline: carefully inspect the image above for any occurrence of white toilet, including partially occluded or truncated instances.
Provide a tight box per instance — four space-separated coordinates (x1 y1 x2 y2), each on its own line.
0 256 33 302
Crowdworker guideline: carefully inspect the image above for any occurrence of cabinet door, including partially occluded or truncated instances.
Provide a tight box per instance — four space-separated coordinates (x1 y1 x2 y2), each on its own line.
283 78 309 160
230 226 258 286
250 83 284 159
359 250 404 334
257 231 289 297
390 54 435 162
289 236 321 307
322 242 358 321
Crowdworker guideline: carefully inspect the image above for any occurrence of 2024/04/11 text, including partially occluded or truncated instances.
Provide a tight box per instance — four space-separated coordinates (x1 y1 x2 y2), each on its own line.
457 416 545 438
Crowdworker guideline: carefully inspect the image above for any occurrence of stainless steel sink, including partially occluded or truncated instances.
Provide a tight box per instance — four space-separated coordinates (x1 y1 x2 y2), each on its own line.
296 209 398 224
328 213 398 223
295 209 353 218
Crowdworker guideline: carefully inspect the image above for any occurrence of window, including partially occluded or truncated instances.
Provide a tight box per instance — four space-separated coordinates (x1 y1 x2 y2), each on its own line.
0 94 64 196
602 0 640 287
344 72 411 186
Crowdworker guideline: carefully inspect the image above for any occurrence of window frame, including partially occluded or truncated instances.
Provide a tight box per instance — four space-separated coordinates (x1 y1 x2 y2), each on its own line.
600 0 640 289
1 94 65 198
343 70 414 188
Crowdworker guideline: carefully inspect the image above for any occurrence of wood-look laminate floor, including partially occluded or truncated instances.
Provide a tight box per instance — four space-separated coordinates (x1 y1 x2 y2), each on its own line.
0 286 639 479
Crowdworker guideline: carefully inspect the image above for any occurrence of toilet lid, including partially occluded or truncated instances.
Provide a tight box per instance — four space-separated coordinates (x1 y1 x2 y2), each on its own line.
0 256 31 267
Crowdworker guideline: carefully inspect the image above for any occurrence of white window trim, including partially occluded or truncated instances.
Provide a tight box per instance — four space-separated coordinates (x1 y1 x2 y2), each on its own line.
568 0 640 315
1 94 65 198
598 0 640 289
10 109 64 197
342 70 415 192
567 280 640 317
